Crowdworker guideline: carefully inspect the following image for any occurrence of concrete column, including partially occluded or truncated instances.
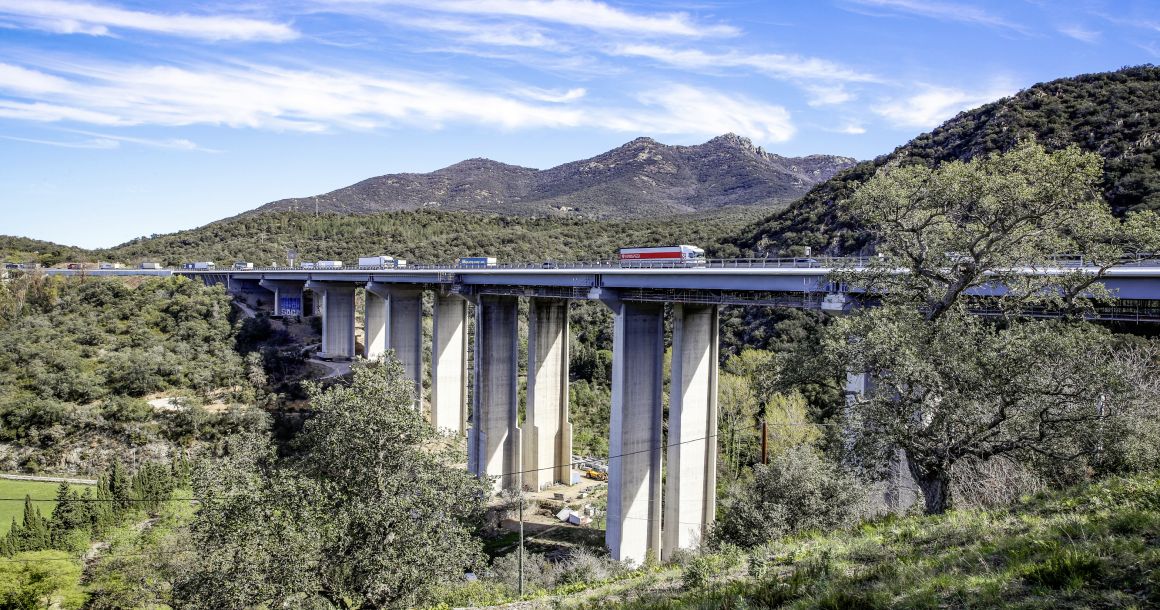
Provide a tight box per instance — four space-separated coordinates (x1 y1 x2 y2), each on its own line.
432 294 469 435
524 298 573 490
312 284 355 360
467 295 520 492
606 301 664 564
367 284 424 406
663 304 719 559
364 289 387 360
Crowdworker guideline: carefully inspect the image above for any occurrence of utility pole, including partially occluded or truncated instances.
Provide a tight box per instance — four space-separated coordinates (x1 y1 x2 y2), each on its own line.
518 469 525 598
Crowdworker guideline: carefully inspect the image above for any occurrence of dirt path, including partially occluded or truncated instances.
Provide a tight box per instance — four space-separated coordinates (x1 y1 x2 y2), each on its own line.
308 357 352 379
0 473 97 485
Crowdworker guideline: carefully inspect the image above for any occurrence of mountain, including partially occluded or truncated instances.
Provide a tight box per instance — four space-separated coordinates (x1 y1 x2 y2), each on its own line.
731 65 1160 256
246 134 856 219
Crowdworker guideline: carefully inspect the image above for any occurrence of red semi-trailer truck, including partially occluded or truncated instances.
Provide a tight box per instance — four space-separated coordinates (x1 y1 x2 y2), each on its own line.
618 245 706 266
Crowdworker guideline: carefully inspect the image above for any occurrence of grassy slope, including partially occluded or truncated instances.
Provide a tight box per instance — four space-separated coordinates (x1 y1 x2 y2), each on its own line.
0 479 92 534
509 474 1159 609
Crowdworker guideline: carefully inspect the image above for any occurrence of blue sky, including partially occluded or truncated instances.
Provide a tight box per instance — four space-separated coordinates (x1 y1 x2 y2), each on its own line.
0 0 1156 248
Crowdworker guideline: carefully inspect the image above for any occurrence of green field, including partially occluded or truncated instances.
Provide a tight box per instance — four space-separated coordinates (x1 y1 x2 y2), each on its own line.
0 478 93 535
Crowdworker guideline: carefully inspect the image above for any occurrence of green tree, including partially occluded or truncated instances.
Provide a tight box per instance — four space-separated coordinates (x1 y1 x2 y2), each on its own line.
47 484 89 551
712 446 864 549
830 141 1160 514
17 496 50 553
0 550 84 610
176 356 489 609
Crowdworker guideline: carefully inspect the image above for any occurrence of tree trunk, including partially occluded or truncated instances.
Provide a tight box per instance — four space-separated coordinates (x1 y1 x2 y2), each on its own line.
907 456 953 514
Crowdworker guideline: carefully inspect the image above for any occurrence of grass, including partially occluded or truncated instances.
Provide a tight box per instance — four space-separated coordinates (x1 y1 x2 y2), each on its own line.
0 478 93 535
531 473 1160 610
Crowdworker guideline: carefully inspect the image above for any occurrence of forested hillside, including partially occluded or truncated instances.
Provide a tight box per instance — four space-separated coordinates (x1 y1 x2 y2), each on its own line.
0 274 265 474
97 208 758 266
732 65 1160 256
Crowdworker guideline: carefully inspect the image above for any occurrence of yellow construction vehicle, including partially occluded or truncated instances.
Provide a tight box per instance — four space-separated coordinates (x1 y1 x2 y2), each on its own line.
584 469 607 481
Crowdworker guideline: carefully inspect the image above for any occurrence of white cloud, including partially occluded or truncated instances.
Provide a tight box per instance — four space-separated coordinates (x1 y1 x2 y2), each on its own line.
611 44 878 83
0 0 298 41
836 123 866 134
0 60 793 143
874 84 1015 129
396 16 556 48
624 85 795 143
847 0 1024 32
338 0 737 37
804 84 854 106
514 86 587 102
0 134 119 149
1059 25 1100 43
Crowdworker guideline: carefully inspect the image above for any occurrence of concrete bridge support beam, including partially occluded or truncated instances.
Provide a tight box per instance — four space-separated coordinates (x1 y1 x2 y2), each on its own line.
524 298 573 490
467 295 520 492
432 294 469 435
663 303 719 560
606 300 665 565
310 283 355 360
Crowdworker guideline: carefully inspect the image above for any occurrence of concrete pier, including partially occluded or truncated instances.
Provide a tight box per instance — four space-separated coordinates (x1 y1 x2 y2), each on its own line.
467 295 520 491
308 282 355 360
606 300 665 564
364 288 388 360
432 294 469 435
663 304 719 559
524 298 573 490
373 284 424 408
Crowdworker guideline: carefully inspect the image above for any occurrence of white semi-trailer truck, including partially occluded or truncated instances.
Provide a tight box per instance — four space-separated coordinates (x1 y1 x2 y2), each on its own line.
618 245 705 266
316 260 343 269
357 256 408 268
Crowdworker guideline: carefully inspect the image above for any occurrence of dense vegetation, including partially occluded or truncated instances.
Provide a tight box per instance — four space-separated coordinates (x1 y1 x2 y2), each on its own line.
734 65 1160 255
0 274 267 474
94 208 757 267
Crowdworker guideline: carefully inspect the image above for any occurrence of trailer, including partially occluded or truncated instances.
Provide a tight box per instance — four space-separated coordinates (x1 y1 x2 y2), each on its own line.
300 262 316 269
316 260 343 269
139 262 162 270
458 256 497 268
618 245 705 266
98 262 125 270
358 256 407 268
233 261 254 270
182 261 216 270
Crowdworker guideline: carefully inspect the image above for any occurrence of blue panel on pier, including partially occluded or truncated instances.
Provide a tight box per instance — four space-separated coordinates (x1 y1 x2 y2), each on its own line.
279 296 302 316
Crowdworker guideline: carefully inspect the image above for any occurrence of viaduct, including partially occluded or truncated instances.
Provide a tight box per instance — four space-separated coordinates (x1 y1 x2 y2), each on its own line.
44 259 1160 563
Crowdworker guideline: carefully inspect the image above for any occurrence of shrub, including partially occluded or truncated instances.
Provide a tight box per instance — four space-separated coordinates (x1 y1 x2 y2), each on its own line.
711 447 866 548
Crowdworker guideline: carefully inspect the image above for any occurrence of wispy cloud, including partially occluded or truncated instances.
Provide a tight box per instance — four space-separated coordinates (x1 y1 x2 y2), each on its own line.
874 83 1015 129
847 0 1025 32
393 16 557 48
332 0 737 37
625 85 795 143
0 134 119 149
1059 25 1100 43
804 84 854 106
610 44 877 83
0 60 793 143
0 0 298 41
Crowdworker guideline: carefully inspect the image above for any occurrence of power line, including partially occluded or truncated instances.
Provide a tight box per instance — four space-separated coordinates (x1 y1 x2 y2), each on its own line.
0 420 844 503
